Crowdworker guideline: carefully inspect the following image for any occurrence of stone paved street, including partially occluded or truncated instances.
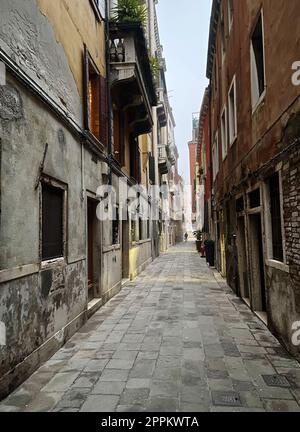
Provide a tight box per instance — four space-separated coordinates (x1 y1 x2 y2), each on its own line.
1 242 300 412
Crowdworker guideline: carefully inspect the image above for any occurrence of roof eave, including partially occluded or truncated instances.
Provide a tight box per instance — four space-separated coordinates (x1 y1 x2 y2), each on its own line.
206 0 221 80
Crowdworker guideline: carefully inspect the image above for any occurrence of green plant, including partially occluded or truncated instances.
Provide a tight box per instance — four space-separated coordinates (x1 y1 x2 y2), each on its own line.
193 230 203 241
149 56 159 81
204 239 215 246
112 0 147 25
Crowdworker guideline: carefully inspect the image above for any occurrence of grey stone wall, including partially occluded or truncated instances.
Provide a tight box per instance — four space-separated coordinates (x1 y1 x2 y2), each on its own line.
0 74 87 397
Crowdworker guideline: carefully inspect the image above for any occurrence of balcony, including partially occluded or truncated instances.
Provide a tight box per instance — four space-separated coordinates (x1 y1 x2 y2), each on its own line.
167 144 176 166
157 88 167 127
158 144 169 175
109 22 157 136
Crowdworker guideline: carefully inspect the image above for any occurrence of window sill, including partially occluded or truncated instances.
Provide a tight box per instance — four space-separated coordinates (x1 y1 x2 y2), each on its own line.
41 257 66 269
103 245 121 253
266 259 289 273
252 89 266 115
222 153 228 162
131 239 151 247
229 135 237 147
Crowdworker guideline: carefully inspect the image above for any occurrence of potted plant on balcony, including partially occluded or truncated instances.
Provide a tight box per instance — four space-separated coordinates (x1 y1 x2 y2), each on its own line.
204 239 215 267
112 0 147 25
193 230 203 253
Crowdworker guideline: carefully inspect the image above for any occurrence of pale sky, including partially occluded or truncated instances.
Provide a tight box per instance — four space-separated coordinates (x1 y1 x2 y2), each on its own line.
156 0 212 183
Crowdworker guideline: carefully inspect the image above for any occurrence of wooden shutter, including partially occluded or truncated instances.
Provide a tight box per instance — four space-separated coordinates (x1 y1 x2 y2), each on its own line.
113 108 120 162
83 45 90 131
100 75 108 147
120 111 125 167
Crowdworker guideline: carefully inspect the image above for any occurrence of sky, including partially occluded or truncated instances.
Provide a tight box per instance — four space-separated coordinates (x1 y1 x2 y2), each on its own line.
156 0 212 183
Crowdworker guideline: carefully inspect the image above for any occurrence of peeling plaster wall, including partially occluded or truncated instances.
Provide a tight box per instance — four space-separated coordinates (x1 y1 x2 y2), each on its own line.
0 0 108 399
0 77 86 269
0 75 88 396
0 0 82 123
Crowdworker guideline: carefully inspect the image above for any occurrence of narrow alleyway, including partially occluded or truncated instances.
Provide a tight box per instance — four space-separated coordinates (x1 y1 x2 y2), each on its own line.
1 242 300 412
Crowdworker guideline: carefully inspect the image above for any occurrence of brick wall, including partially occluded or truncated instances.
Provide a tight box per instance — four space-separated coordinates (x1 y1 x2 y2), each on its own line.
282 146 300 292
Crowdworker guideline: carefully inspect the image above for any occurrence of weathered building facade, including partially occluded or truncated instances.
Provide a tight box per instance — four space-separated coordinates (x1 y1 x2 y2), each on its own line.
196 87 211 236
204 0 300 358
0 0 110 399
0 0 182 399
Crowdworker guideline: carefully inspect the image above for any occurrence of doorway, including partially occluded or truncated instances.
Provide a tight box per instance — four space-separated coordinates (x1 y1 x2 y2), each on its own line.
122 219 130 281
248 213 267 314
87 198 100 301
237 216 250 301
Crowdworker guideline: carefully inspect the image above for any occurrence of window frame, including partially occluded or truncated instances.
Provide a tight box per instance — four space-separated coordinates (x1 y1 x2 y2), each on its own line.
40 176 68 266
221 105 228 160
112 204 120 246
220 9 226 63
89 0 106 21
228 75 237 146
263 168 288 271
228 0 234 33
212 131 219 181
83 45 107 148
250 10 267 113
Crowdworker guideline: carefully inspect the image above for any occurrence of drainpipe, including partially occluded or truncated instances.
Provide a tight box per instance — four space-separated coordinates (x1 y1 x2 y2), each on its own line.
105 0 113 186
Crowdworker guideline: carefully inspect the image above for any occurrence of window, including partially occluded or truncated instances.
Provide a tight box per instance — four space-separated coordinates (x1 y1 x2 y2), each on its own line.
221 106 228 160
228 76 237 145
139 216 143 241
113 107 125 165
236 197 244 213
42 183 64 261
268 173 284 262
112 205 119 245
90 0 106 20
251 12 266 108
220 10 226 61
212 132 219 181
228 0 234 32
83 45 107 145
213 59 218 98
129 135 141 182
249 188 261 209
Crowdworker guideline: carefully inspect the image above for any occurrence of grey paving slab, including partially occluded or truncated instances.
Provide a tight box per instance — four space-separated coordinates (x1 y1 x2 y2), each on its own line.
1 242 300 412
80 395 119 412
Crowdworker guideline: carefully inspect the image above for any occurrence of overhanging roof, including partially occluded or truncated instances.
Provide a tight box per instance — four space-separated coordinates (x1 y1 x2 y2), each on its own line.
206 0 221 79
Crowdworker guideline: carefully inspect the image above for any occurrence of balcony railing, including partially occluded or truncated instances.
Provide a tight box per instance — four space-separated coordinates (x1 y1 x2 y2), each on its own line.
109 22 157 136
158 144 169 175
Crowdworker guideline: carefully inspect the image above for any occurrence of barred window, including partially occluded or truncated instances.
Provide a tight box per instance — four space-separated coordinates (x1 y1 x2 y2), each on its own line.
42 183 64 261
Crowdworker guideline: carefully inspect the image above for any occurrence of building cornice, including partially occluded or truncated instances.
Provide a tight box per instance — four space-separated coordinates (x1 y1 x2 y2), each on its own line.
206 0 221 79
197 87 210 160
